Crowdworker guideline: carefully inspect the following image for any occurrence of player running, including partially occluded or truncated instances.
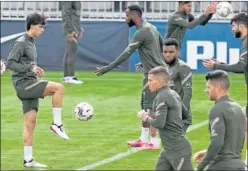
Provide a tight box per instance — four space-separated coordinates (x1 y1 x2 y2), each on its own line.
95 4 166 149
138 66 193 170
6 13 69 168
194 70 246 170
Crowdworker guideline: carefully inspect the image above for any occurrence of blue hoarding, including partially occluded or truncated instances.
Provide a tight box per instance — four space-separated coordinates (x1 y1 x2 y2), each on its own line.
129 21 242 72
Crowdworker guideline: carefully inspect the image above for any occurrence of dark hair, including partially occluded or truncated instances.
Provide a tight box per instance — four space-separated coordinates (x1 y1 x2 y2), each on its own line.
164 38 179 49
230 13 248 28
26 13 47 31
149 66 170 80
127 5 142 16
179 1 191 4
205 70 230 90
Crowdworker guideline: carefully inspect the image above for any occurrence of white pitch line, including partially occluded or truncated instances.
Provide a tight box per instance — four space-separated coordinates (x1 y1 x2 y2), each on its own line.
76 120 209 171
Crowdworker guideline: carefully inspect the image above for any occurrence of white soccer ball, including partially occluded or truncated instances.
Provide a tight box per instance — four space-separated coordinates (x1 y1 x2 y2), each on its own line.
216 2 232 18
74 102 94 121
1 60 6 75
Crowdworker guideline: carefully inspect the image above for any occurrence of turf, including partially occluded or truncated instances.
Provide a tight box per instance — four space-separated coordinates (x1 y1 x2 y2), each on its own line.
1 71 246 170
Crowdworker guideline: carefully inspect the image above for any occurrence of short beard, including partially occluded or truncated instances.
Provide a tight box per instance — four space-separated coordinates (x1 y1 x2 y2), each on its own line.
235 31 241 38
165 58 177 66
127 20 135 27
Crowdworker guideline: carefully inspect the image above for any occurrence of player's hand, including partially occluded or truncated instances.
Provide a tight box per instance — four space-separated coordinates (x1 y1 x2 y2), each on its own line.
67 31 76 41
32 65 44 77
78 28 84 39
193 150 207 163
94 66 110 76
211 58 224 64
137 110 149 121
135 63 144 72
202 59 216 69
204 4 216 15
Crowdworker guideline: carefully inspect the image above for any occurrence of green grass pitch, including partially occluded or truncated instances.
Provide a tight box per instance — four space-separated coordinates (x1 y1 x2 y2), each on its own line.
1 71 246 170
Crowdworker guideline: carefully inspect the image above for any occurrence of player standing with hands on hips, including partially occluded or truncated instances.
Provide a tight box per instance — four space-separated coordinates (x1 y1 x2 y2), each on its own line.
61 1 84 84
7 13 69 168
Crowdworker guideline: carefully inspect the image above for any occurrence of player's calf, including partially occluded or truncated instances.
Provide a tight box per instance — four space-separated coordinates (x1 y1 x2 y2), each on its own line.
23 110 40 167
43 82 69 140
23 110 36 143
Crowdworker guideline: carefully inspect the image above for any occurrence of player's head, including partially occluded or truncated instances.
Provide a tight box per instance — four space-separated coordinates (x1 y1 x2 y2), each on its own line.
230 13 248 38
163 38 180 65
205 70 230 101
26 13 46 37
148 66 170 92
125 5 143 27
179 1 192 14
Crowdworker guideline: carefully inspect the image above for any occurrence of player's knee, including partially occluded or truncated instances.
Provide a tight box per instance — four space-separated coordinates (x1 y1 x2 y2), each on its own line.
24 109 37 128
25 116 36 128
46 82 64 94
56 83 64 93
24 120 36 137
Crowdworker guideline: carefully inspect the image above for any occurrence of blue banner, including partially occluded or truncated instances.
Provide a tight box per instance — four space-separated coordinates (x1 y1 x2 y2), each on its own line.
1 21 129 71
1 21 242 73
129 21 242 72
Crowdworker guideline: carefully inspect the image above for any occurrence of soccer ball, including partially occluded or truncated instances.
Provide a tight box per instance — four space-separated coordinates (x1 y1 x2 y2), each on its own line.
74 102 94 121
216 2 232 17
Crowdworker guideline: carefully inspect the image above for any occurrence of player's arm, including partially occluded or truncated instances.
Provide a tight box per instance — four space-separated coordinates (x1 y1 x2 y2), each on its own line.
61 2 74 34
188 13 213 26
200 14 213 25
146 95 168 129
197 108 225 170
179 65 192 119
171 13 208 29
7 42 34 72
107 30 145 70
214 50 247 73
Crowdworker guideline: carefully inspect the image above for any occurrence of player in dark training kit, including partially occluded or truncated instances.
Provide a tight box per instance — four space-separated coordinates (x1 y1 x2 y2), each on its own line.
61 1 84 84
136 38 193 133
163 38 192 133
203 13 247 95
6 13 69 168
194 70 246 171
202 13 248 165
166 1 216 48
138 66 193 170
95 5 166 149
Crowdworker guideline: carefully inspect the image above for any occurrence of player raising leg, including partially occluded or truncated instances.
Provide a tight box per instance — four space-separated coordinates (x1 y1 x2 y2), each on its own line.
6 13 69 168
